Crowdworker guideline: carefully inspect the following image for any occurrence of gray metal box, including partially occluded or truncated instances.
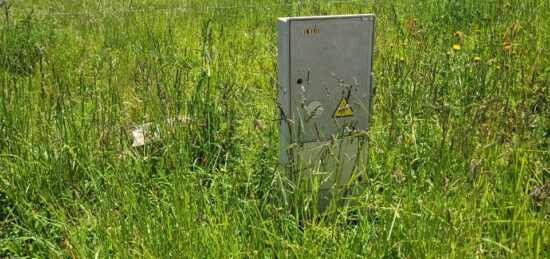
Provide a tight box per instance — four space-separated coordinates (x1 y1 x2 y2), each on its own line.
278 14 375 210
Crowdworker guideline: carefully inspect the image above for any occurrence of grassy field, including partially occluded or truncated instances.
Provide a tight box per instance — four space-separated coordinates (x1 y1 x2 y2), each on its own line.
1 0 549 257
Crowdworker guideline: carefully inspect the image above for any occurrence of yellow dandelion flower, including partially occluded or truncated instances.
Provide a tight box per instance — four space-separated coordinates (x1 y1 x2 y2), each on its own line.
452 44 461 51
503 42 511 51
454 31 464 38
446 51 452 56
473 56 481 62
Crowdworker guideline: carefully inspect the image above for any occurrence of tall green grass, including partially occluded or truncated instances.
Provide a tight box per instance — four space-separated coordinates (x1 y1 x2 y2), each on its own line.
1 0 548 257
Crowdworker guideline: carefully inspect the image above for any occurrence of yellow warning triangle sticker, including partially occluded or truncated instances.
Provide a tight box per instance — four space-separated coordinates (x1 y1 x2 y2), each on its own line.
332 97 354 118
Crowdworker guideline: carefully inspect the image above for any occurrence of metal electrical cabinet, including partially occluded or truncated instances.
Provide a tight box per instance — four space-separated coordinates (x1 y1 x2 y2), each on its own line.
278 15 375 211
